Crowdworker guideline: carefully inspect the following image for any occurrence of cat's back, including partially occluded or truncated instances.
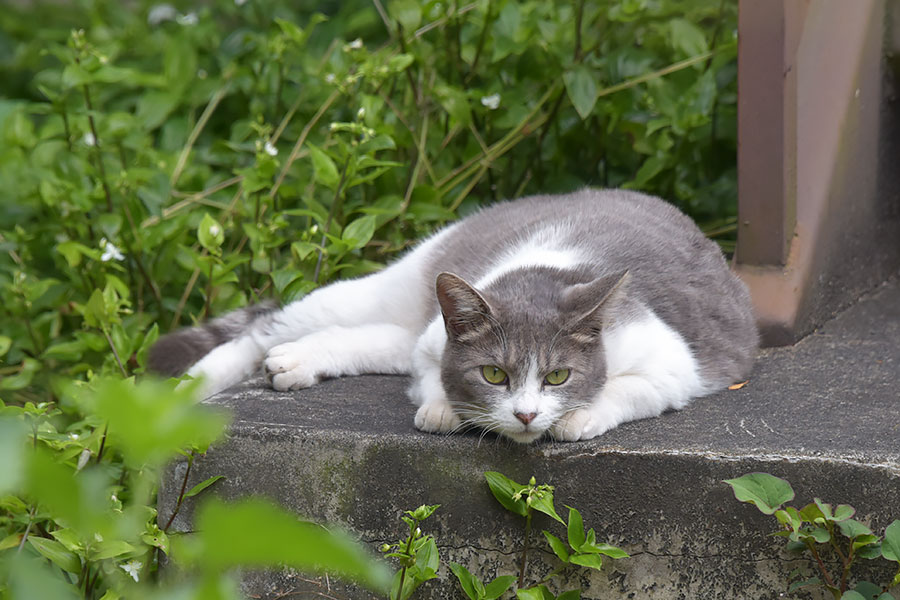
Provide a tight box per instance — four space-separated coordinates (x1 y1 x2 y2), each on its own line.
424 188 758 385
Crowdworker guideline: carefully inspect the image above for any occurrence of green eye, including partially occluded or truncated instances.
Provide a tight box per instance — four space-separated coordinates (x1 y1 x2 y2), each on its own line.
544 369 570 386
481 365 508 385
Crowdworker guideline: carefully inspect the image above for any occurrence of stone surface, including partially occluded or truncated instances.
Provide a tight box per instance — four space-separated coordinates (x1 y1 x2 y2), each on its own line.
158 274 900 600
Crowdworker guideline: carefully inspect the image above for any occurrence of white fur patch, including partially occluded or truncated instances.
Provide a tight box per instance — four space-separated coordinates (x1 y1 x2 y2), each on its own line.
476 231 581 288
551 309 707 441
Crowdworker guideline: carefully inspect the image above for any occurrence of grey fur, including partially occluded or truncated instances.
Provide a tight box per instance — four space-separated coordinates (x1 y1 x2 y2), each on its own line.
148 302 277 377
427 189 758 429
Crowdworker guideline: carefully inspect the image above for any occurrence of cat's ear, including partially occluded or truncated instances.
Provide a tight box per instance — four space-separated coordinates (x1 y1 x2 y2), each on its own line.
436 272 494 342
561 270 630 343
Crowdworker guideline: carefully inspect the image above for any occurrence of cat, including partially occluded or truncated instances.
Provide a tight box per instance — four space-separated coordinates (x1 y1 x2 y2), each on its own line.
149 188 758 443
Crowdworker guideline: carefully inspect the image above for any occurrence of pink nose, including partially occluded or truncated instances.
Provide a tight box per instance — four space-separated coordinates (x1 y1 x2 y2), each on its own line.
515 412 537 425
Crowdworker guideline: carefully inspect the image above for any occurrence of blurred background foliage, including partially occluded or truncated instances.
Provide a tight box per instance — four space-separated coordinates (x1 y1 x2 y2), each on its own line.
0 0 737 597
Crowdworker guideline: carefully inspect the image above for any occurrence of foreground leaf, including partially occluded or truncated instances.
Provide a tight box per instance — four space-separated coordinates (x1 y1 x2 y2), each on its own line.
182 497 391 592
723 473 794 514
484 472 528 517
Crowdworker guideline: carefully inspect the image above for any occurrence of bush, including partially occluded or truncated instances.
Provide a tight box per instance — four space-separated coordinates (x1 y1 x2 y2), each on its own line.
0 0 737 597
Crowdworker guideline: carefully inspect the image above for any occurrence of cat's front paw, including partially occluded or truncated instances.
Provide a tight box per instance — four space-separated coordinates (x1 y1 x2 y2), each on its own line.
550 407 614 441
414 401 461 433
264 342 320 391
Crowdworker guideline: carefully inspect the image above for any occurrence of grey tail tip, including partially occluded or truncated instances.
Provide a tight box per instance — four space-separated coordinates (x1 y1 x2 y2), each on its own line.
147 301 278 377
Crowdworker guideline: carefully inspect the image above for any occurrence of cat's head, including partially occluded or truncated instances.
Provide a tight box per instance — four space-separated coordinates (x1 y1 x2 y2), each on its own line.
436 269 629 443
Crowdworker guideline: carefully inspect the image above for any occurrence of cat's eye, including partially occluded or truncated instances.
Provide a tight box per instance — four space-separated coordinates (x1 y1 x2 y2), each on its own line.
544 369 570 386
481 365 508 385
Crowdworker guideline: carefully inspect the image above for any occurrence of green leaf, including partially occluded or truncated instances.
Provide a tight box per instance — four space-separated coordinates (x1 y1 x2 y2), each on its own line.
449 563 480 600
566 506 586 550
92 540 136 560
28 537 82 574
308 143 339 189
669 19 709 57
1 358 41 391
723 473 794 514
530 490 564 524
198 213 224 254
50 529 82 553
583 542 629 559
0 418 27 493
184 475 225 499
184 497 391 592
0 533 21 551
342 215 377 250
833 504 855 522
570 552 604 570
557 591 581 600
882 520 900 562
0 335 10 357
517 585 555 600
409 504 440 521
388 0 422 31
543 530 569 562
483 575 517 600
86 378 228 468
564 66 599 120
788 577 822 592
838 519 872 540
484 472 528 517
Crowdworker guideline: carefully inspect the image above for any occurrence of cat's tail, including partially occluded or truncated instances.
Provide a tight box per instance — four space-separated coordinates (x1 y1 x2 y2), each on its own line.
147 302 278 378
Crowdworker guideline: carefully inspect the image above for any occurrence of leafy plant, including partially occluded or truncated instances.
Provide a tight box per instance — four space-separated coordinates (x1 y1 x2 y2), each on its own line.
725 472 900 600
380 504 441 600
477 472 628 599
1 0 737 597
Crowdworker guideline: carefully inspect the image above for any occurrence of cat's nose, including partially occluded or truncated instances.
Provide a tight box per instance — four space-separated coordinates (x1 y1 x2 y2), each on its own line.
514 411 537 425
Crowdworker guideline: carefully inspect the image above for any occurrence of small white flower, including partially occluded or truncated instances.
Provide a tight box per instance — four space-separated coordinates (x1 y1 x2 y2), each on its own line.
69 433 80 440
111 494 118 502
120 560 142 582
264 141 278 156
82 132 96 147
99 238 125 262
147 4 177 25
94 533 104 542
324 73 336 83
76 448 91 471
176 12 198 26
356 107 366 120
208 224 221 237
480 93 501 110
347 38 363 50
235 0 247 5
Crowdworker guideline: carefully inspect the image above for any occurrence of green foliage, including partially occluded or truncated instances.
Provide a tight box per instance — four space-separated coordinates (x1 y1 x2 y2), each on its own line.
380 505 441 600
1 0 737 597
725 473 900 600
474 472 627 598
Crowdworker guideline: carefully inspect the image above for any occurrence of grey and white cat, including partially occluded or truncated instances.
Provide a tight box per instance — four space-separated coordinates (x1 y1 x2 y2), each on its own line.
150 189 757 443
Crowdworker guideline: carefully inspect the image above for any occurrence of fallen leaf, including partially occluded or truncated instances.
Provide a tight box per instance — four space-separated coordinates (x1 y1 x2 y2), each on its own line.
728 381 749 391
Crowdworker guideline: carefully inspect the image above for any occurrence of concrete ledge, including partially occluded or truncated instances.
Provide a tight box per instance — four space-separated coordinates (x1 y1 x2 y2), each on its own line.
158 275 900 599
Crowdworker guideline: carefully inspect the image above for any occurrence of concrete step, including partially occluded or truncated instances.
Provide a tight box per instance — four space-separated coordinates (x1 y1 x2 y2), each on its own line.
158 273 900 599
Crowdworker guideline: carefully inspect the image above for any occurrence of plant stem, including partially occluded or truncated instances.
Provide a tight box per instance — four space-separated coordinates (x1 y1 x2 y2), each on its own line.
517 510 532 589
805 539 838 591
103 328 128 377
394 522 418 600
16 506 37 553
271 89 339 200
95 423 109 463
163 451 195 532
78 76 113 213
313 157 352 283
171 83 230 188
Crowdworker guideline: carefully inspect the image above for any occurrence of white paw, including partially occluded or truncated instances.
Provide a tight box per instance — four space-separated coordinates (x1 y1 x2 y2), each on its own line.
550 407 614 441
414 401 461 433
264 342 320 391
